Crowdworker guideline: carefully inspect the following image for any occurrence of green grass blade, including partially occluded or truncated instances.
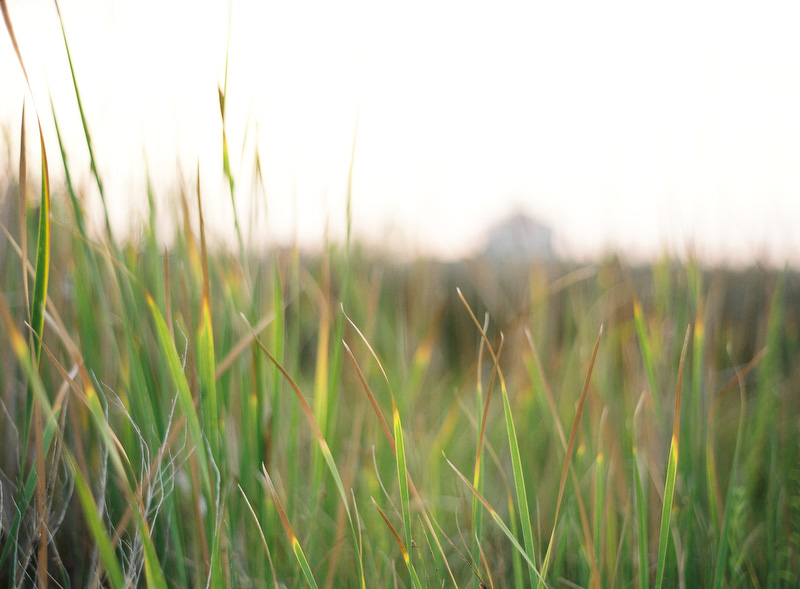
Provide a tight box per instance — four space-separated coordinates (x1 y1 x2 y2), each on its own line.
372 497 424 589
17 104 29 321
263 466 319 589
147 293 212 499
53 0 113 238
68 453 126 589
633 446 649 589
457 288 538 587
711 356 748 589
634 298 661 421
654 324 690 589
446 456 544 583
196 177 220 462
473 315 496 586
392 397 414 565
246 317 351 522
655 438 678 589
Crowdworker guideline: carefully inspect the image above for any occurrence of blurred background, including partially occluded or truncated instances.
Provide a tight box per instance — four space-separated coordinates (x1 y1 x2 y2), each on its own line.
2 0 800 265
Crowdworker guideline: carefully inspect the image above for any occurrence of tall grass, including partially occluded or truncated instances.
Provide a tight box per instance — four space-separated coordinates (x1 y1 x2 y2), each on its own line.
2 6 800 588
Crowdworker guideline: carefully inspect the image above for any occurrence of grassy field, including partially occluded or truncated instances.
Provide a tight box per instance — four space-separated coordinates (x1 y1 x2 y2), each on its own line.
2 7 800 588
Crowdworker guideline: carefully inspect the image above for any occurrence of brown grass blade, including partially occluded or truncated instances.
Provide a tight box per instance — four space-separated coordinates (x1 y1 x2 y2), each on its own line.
525 328 601 586
539 325 604 586
343 340 395 453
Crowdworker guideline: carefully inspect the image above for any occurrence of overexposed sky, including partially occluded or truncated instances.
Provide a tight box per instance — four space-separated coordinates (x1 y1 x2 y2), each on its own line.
2 1 800 265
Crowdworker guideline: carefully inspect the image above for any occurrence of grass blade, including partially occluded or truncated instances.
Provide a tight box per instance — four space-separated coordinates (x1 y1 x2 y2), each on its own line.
245 315 351 522
654 324 691 589
634 297 662 421
539 325 603 587
146 293 212 499
262 466 319 589
68 453 126 589
633 445 649 589
458 288 538 588
711 353 748 589
372 497 424 589
446 455 544 584
392 397 414 567
196 171 220 462
17 104 29 321
53 0 113 239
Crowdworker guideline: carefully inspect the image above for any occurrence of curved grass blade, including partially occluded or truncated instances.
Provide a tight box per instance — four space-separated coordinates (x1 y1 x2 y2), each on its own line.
238 484 279 589
343 311 457 587
458 288 538 588
262 466 319 589
372 498 423 589
68 453 126 589
445 456 544 584
244 315 350 522
654 324 691 589
245 315 366 588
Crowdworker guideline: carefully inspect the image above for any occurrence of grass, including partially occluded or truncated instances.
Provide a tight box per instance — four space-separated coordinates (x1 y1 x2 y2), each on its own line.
2 6 800 588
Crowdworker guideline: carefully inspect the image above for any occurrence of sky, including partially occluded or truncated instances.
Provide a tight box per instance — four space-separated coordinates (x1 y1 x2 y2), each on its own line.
2 0 800 265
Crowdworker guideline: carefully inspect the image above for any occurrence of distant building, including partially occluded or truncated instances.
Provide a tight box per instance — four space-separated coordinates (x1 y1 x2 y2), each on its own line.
481 212 555 261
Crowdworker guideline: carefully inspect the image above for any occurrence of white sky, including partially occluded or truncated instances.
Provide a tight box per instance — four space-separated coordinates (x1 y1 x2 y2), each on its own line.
2 0 800 265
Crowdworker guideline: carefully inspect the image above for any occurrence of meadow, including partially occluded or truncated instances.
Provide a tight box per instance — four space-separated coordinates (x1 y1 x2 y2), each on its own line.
2 6 800 588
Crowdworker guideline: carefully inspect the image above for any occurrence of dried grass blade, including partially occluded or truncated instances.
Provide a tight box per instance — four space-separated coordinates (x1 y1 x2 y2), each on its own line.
539 325 603 587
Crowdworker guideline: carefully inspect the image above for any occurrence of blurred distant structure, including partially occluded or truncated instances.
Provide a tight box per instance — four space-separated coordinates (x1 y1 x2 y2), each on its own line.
481 212 555 261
